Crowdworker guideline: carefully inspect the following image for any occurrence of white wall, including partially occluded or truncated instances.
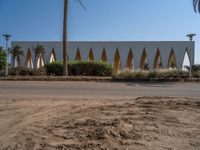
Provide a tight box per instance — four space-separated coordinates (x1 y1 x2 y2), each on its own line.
11 41 194 71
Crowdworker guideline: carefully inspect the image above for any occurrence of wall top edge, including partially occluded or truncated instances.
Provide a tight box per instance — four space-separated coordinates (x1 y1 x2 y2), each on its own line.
12 41 192 43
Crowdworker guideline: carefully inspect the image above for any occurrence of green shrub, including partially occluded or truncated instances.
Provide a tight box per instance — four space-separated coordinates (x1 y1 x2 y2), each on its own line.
32 67 47 76
45 61 113 76
184 65 200 73
45 62 63 76
160 70 189 79
69 61 113 76
0 70 5 76
193 72 200 78
9 67 31 76
147 71 158 78
9 67 46 76
19 68 31 76
115 71 134 79
0 47 6 70
117 71 148 79
117 70 190 79
192 65 200 73
9 67 21 76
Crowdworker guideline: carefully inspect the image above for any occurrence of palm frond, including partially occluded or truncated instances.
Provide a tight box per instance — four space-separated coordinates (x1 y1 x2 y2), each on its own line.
193 0 200 13
74 0 86 10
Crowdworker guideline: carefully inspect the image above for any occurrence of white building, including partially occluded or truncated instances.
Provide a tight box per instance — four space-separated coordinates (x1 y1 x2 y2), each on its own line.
11 41 195 73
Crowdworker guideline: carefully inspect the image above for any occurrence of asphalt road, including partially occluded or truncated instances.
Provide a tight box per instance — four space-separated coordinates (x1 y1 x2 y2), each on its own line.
0 81 200 100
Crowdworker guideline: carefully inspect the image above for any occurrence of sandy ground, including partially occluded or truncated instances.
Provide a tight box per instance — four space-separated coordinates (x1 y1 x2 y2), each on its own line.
0 96 200 150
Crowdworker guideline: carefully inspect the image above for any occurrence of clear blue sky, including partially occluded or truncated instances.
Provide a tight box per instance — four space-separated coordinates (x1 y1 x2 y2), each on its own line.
0 0 200 63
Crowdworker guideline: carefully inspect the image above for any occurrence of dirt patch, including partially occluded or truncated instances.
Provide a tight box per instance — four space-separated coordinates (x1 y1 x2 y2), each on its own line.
0 97 200 150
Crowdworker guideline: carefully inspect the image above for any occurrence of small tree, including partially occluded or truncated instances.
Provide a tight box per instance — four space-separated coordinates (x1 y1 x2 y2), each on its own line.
10 45 24 67
32 44 45 69
0 47 6 70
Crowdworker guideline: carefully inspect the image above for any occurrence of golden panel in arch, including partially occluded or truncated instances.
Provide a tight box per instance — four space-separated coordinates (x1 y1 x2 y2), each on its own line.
114 49 121 74
75 48 82 61
153 49 163 70
126 49 134 71
101 48 107 62
88 48 94 61
140 49 148 70
168 49 177 69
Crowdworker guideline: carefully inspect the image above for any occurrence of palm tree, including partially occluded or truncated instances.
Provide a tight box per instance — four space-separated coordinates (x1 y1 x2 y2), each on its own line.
63 0 85 76
11 45 24 67
193 0 200 13
0 47 6 70
63 0 68 76
32 44 45 69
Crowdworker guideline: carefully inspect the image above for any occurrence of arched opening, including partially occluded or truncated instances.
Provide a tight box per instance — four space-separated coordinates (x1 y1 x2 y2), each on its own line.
182 49 190 71
168 49 177 69
75 48 81 61
153 49 163 70
37 54 44 69
126 49 134 71
50 48 56 63
140 49 148 70
114 49 121 74
101 48 107 62
88 48 94 61
25 48 33 69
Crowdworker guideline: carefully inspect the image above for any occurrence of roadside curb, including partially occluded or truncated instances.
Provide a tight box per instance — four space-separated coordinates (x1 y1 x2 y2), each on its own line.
112 78 200 83
0 76 200 82
0 76 112 81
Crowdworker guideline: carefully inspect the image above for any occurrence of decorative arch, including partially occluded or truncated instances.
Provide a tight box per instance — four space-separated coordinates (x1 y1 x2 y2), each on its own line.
168 49 177 69
75 48 81 61
126 49 134 71
101 48 107 62
182 48 190 70
37 54 44 69
25 48 33 69
140 49 148 70
114 49 121 74
153 49 163 70
88 48 94 61
50 48 56 63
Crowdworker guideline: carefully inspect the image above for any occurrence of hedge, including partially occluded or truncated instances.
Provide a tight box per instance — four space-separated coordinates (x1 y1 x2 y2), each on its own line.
116 70 193 79
9 67 46 76
4 63 200 78
45 61 113 76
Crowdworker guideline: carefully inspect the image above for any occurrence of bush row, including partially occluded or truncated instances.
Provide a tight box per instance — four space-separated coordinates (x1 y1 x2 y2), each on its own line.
2 62 200 78
184 65 200 73
116 70 200 79
45 61 113 76
2 61 113 76
9 67 47 76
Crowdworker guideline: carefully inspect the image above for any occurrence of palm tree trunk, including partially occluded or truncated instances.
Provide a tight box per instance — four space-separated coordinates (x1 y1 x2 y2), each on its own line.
17 56 21 67
35 56 37 69
63 0 68 76
12 55 15 67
